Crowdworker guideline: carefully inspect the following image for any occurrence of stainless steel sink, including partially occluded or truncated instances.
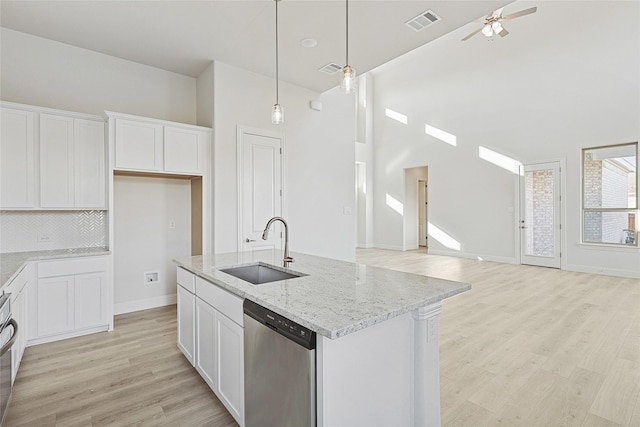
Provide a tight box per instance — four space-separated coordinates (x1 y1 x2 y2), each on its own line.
219 263 306 285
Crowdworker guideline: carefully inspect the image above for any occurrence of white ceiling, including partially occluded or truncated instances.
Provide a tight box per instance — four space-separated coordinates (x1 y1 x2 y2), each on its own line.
0 0 515 93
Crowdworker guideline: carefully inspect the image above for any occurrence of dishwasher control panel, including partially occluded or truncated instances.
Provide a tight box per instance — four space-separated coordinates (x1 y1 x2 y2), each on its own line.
244 299 316 350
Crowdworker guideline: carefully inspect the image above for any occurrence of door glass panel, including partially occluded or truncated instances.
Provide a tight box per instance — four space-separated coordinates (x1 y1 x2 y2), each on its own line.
524 169 555 257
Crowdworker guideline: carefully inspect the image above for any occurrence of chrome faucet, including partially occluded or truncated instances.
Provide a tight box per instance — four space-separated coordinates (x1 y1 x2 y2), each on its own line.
262 216 294 267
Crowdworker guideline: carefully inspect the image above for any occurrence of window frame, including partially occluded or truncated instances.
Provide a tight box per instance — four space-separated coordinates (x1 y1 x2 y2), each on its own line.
581 141 638 247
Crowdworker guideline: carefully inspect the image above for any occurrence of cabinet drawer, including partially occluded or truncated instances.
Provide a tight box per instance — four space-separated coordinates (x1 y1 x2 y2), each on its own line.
177 267 195 293
195 277 243 326
38 256 106 278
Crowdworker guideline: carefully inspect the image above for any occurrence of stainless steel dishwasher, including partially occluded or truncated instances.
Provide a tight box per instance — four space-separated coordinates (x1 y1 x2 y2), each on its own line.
243 299 316 427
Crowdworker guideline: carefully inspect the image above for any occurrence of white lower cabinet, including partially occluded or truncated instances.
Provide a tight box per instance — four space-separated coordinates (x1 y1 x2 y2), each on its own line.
177 268 244 426
5 262 32 383
11 282 28 383
215 309 244 423
177 284 196 366
31 256 108 344
195 297 216 388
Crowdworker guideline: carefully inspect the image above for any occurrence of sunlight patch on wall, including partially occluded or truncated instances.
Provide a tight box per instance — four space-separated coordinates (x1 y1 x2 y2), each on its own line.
478 146 523 175
428 222 461 251
386 194 404 216
385 108 408 125
424 123 457 146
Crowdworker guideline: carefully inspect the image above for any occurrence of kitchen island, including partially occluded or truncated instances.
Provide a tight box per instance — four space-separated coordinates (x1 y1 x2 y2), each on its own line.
174 250 470 427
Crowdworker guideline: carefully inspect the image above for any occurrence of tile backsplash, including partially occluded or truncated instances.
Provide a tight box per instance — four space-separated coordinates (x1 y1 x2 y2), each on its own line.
0 210 107 253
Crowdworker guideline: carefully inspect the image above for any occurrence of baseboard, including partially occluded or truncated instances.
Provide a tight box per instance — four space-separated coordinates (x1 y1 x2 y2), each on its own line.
565 263 640 279
114 294 177 315
373 243 405 251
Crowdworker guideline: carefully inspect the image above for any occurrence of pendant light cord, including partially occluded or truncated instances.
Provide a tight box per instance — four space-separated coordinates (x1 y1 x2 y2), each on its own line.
345 0 349 66
275 0 280 104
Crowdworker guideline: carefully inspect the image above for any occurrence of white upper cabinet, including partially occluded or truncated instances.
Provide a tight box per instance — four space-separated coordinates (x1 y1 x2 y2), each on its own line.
74 119 106 208
114 119 163 171
164 126 204 174
1 102 106 210
40 113 106 209
0 107 35 208
40 114 74 207
109 112 210 176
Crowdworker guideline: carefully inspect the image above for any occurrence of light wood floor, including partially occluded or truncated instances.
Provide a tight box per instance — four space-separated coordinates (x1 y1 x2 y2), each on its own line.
5 306 238 427
5 249 640 426
357 248 640 427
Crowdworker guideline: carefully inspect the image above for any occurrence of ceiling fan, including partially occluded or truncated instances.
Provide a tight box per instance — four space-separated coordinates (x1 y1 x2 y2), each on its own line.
462 6 537 41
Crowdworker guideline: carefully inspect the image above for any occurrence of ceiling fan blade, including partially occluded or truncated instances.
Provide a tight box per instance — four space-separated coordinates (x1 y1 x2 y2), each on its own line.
502 7 537 20
461 27 482 41
498 27 510 37
474 15 488 24
491 7 504 18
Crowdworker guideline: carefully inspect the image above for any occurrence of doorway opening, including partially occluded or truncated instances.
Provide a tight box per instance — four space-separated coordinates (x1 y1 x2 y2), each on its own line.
404 166 428 251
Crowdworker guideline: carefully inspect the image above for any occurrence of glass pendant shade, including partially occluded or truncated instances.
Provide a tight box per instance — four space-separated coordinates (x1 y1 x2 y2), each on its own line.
341 65 357 94
272 103 284 124
492 21 503 34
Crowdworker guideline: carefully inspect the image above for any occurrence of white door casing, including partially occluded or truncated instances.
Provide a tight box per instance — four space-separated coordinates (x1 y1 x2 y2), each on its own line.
520 162 562 268
237 126 284 252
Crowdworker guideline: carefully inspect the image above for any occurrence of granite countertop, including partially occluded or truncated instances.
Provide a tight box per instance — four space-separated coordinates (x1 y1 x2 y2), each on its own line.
1 247 111 288
174 250 471 339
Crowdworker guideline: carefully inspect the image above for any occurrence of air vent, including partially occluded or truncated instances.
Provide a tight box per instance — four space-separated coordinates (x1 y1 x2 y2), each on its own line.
405 10 441 32
318 63 343 75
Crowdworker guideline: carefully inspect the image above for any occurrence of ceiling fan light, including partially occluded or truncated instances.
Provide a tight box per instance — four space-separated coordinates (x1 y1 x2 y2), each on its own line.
491 21 503 34
272 103 284 124
341 65 357 94
482 23 493 37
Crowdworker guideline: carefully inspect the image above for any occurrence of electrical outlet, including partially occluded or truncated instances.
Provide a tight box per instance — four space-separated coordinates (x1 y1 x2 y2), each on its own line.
144 271 160 285
37 234 51 243
169 219 176 229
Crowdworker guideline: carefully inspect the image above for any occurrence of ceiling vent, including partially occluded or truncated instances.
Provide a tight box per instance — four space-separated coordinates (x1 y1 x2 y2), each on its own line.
318 63 343 75
405 10 441 32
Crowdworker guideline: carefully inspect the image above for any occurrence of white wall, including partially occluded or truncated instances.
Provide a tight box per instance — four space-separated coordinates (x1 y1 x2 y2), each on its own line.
0 28 196 123
113 175 191 313
211 61 356 262
370 1 640 276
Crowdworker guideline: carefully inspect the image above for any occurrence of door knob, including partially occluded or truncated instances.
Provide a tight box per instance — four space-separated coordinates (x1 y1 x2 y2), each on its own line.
245 238 256 242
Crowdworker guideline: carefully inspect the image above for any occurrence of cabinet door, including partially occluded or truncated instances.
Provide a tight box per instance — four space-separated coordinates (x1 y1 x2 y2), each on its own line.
40 114 75 207
11 286 27 384
74 272 107 329
195 297 217 391
177 284 196 366
37 276 74 337
216 312 245 425
75 119 106 208
115 119 163 171
164 127 203 174
0 108 35 208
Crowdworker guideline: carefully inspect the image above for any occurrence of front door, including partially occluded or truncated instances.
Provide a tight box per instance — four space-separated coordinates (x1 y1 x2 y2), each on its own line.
520 162 561 268
238 127 283 252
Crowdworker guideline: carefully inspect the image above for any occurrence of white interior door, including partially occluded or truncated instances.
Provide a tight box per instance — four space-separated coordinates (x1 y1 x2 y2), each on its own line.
238 128 283 252
520 162 561 268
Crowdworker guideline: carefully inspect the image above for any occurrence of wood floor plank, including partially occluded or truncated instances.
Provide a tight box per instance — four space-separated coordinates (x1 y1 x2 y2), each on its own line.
5 305 239 427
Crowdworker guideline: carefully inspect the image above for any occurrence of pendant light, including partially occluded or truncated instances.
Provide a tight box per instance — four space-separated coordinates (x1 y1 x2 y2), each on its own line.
341 0 356 94
271 0 284 124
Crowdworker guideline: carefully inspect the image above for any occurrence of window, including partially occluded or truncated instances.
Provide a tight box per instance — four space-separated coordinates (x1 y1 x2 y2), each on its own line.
582 142 638 246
